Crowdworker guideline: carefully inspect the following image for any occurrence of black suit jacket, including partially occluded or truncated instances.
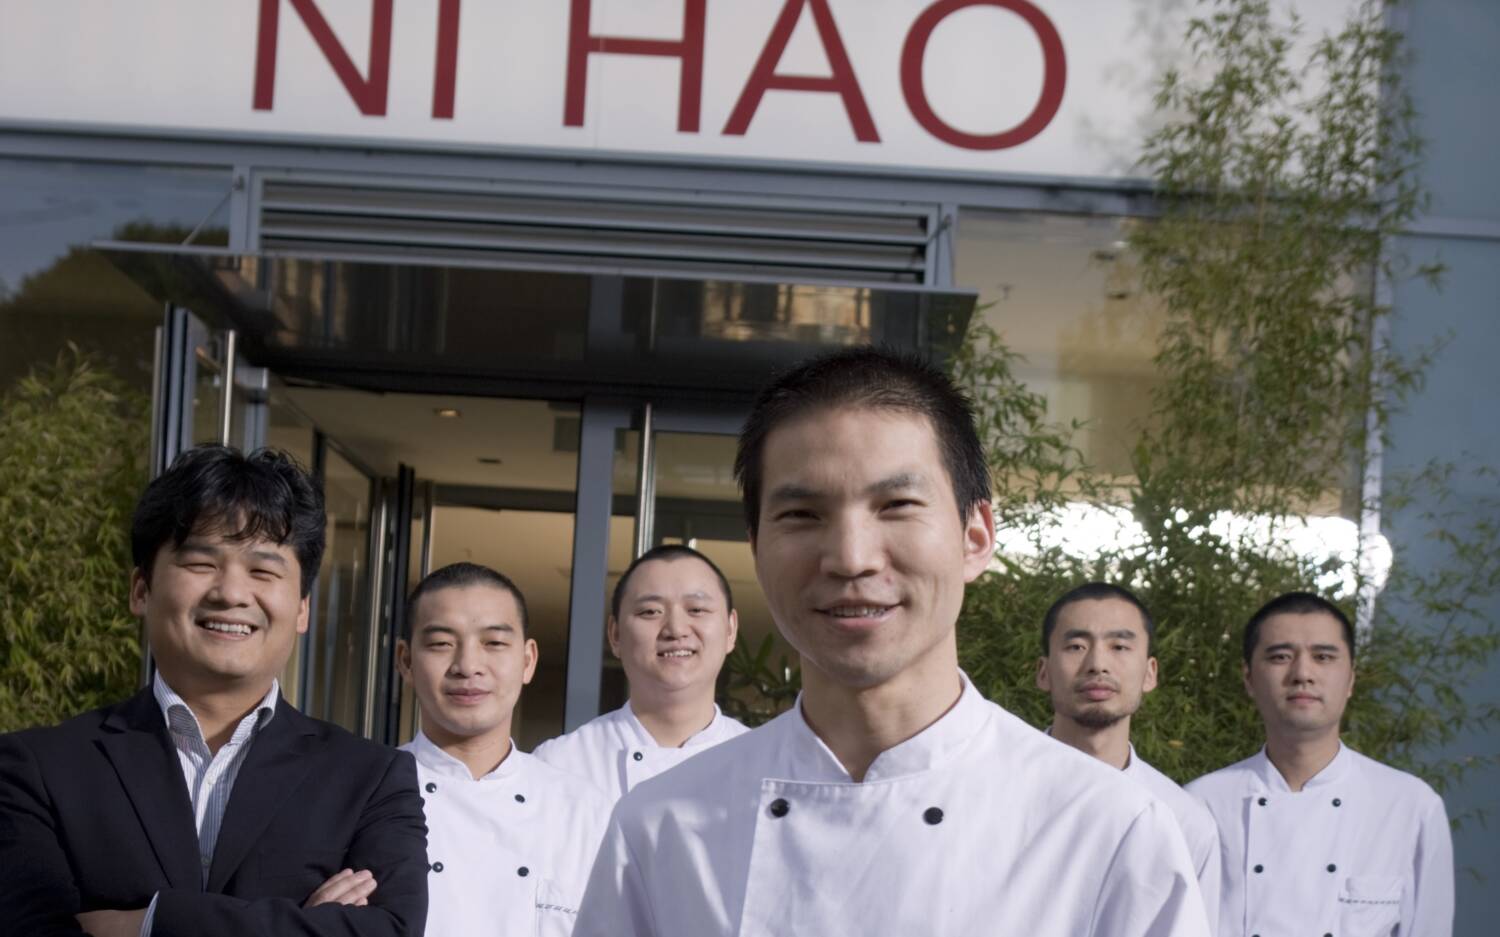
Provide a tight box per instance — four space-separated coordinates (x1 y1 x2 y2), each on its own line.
0 687 428 937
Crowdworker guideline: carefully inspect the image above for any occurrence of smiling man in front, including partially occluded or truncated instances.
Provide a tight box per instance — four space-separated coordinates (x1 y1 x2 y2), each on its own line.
0 446 427 937
1187 592 1453 937
574 347 1211 937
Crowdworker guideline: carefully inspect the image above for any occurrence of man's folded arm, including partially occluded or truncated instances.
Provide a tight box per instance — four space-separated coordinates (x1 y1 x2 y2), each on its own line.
150 749 429 937
0 734 88 936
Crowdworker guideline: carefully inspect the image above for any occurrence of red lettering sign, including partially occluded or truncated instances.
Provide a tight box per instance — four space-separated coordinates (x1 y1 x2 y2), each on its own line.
724 0 879 142
564 0 707 133
252 0 394 116
900 0 1065 150
432 0 462 119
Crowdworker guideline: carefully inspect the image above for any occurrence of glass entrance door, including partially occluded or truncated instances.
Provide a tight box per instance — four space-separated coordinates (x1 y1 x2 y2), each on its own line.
583 404 797 728
151 336 393 740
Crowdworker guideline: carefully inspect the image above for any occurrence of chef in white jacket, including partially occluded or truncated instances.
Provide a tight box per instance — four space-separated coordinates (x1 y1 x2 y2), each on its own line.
1037 582 1221 929
1187 592 1453 937
574 347 1211 937
396 562 612 937
532 544 748 798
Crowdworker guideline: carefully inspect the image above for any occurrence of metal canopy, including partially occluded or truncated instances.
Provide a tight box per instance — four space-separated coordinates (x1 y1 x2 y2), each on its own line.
99 243 976 401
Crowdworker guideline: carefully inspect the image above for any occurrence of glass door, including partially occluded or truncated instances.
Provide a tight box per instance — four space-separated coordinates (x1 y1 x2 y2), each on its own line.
644 409 797 725
581 403 796 727
144 307 268 680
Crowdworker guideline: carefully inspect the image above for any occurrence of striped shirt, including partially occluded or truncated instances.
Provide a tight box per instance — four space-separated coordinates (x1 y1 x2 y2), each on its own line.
139 674 279 936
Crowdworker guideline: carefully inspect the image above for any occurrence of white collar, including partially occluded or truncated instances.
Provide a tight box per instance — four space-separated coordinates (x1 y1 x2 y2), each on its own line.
785 671 992 783
152 672 278 744
620 699 726 750
409 730 522 782
1251 741 1352 792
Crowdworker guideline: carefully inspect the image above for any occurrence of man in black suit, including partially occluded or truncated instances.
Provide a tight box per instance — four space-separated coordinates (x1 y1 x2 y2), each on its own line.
0 446 428 937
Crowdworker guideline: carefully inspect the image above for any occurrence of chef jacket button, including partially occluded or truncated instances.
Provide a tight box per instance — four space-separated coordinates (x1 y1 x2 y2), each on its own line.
1327 863 1337 873
1332 797 1342 807
1257 796 1267 806
633 751 644 762
424 782 437 793
518 866 530 877
769 798 790 818
1253 864 1264 873
923 807 944 825
1324 933 1333 937
515 793 526 803
431 861 444 873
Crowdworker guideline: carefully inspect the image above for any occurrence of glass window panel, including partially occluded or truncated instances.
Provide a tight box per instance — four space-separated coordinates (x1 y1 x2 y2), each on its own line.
265 386 316 707
649 431 794 723
190 336 228 447
307 445 374 734
953 211 1164 479
0 158 234 402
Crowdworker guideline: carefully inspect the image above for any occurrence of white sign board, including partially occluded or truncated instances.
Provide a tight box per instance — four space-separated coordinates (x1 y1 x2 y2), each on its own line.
0 0 1352 180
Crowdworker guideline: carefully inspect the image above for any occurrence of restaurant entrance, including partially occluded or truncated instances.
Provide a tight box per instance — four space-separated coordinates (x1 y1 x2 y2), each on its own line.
120 249 974 744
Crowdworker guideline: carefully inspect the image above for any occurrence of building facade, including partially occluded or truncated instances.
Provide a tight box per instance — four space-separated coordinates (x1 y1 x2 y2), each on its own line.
1 1 1494 926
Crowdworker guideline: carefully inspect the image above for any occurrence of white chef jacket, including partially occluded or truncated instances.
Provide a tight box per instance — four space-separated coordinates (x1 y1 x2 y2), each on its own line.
401 732 613 937
1124 746 1223 934
1186 743 1453 937
531 701 748 799
574 673 1212 937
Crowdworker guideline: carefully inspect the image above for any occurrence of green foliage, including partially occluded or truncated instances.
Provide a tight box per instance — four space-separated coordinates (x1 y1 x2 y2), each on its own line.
720 633 801 727
957 0 1500 794
0 347 148 731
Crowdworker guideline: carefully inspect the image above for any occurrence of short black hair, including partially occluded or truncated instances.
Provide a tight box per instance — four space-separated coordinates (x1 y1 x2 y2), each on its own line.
131 445 325 597
403 562 529 639
1242 591 1355 665
734 346 991 537
611 544 733 620
1041 582 1156 655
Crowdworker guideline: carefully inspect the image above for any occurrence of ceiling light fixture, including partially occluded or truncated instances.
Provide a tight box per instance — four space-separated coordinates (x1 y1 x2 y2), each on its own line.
434 407 461 418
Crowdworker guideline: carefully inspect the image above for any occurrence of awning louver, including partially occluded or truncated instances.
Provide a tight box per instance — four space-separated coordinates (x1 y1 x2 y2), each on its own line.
254 177 935 284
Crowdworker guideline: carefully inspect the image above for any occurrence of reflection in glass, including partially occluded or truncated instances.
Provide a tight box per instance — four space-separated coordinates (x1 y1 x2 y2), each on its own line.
0 158 231 404
954 211 1164 478
265 387 316 707
643 431 795 722
190 338 228 447
306 446 374 734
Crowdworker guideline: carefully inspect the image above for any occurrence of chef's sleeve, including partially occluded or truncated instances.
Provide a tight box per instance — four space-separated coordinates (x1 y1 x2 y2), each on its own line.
573 817 658 937
1089 799 1213 937
1193 819 1222 936
1406 794 1454 937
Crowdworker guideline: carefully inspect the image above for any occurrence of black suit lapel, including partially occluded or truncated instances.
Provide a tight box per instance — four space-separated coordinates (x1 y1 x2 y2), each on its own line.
97 689 203 891
206 700 317 892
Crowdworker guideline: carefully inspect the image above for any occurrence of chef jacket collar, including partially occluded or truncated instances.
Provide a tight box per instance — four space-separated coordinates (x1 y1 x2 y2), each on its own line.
1249 740 1352 792
786 670 992 784
621 699 727 751
1044 726 1137 773
410 729 522 782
